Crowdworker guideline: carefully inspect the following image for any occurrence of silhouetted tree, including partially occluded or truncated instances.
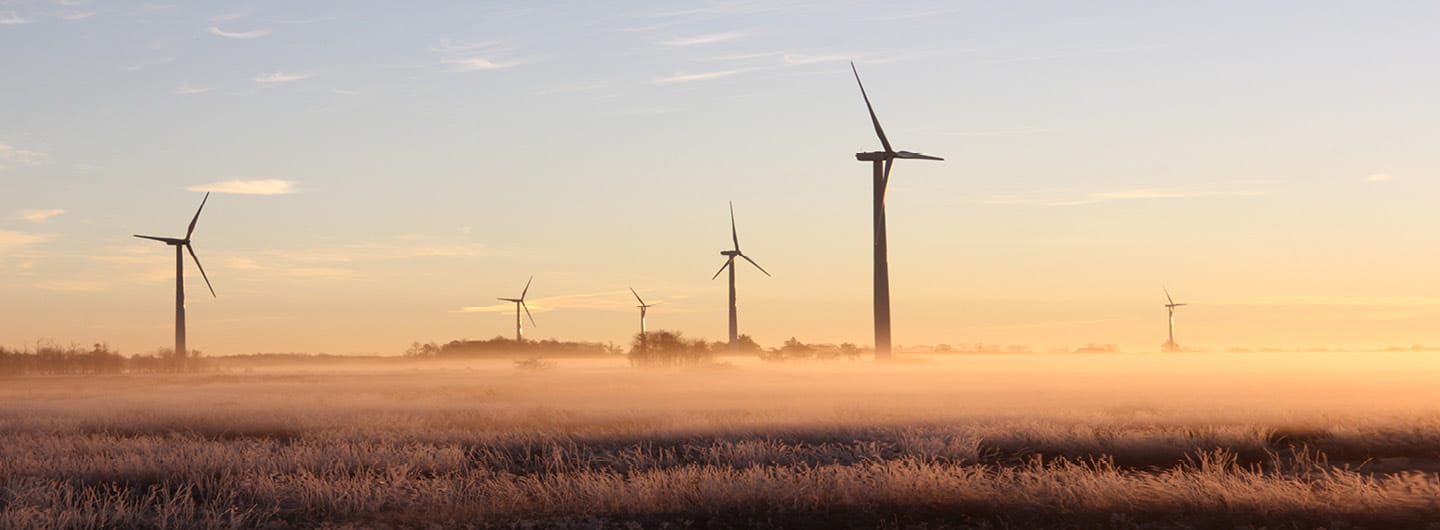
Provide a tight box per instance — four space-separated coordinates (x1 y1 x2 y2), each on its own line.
404 341 441 358
629 330 713 367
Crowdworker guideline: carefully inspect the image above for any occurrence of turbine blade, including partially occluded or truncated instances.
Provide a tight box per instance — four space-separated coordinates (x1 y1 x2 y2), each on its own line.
498 298 520 302
895 151 944 161
134 234 178 244
1164 286 1174 305
521 275 533 300
185 244 216 298
185 192 210 240
630 287 645 306
522 302 536 327
729 201 740 251
740 254 771 277
851 62 893 154
711 257 733 280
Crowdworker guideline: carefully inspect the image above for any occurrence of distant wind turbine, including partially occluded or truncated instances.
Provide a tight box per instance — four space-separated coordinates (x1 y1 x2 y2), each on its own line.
497 276 536 343
630 287 655 352
711 202 770 353
133 192 216 358
1163 286 1187 352
850 62 943 360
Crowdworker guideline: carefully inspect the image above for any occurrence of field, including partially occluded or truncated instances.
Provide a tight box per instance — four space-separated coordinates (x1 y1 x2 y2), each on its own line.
3 352 1440 529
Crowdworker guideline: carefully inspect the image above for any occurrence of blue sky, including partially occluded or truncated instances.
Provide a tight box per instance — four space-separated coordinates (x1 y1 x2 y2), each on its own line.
2 1 1438 354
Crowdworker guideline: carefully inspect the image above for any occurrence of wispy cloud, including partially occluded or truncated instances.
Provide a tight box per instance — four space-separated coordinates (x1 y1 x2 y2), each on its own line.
1365 173 1393 183
187 179 297 195
209 26 270 39
0 12 29 25
17 209 64 222
0 230 54 254
173 82 211 95
985 186 1274 207
0 143 45 170
661 32 743 46
430 39 499 53
255 71 312 84
654 69 740 83
444 57 518 71
432 39 524 72
60 10 99 21
693 51 781 62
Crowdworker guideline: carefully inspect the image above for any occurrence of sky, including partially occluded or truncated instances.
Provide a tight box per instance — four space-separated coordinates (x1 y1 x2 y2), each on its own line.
2 1 1438 355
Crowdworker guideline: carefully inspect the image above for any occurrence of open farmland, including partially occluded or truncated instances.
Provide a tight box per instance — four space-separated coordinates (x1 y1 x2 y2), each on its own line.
3 353 1440 529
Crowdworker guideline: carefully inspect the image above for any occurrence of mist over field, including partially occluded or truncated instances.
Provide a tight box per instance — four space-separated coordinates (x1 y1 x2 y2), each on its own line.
4 352 1440 528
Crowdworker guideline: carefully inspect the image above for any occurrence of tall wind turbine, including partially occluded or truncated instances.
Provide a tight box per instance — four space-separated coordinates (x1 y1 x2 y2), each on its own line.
497 276 536 343
630 287 655 352
711 202 770 353
133 192 216 358
1162 287 1187 352
850 62 943 360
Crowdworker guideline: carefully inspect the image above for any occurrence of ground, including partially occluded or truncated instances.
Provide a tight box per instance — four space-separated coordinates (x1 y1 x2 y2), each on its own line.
2 352 1439 528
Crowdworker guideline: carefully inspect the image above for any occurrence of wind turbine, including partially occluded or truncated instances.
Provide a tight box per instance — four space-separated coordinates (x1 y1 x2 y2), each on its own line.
630 287 655 352
1162 286 1187 352
850 62 943 360
711 202 770 353
133 192 216 358
497 276 536 343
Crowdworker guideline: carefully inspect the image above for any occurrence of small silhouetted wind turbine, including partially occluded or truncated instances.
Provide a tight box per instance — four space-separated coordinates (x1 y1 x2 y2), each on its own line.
1162 286 1187 352
851 62 943 360
711 202 769 353
497 276 536 343
133 192 216 358
630 287 655 352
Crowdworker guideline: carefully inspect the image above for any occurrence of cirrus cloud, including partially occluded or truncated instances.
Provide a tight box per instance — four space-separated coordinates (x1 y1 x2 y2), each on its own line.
445 57 518 71
255 71 312 84
208 26 270 39
186 179 297 195
0 143 45 170
17 209 64 222
661 32 743 46
654 69 740 83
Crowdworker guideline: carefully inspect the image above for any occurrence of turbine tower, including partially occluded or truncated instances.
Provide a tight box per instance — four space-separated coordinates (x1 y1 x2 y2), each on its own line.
1162 287 1187 352
850 62 943 360
133 192 216 358
711 202 770 353
630 287 655 352
497 276 536 343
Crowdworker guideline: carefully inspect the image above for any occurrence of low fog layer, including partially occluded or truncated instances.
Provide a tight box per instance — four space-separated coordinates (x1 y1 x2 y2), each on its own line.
6 352 1437 428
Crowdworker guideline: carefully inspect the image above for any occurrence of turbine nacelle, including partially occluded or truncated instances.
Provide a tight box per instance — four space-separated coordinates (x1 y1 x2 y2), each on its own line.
721 250 740 257
851 62 944 173
132 192 215 299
